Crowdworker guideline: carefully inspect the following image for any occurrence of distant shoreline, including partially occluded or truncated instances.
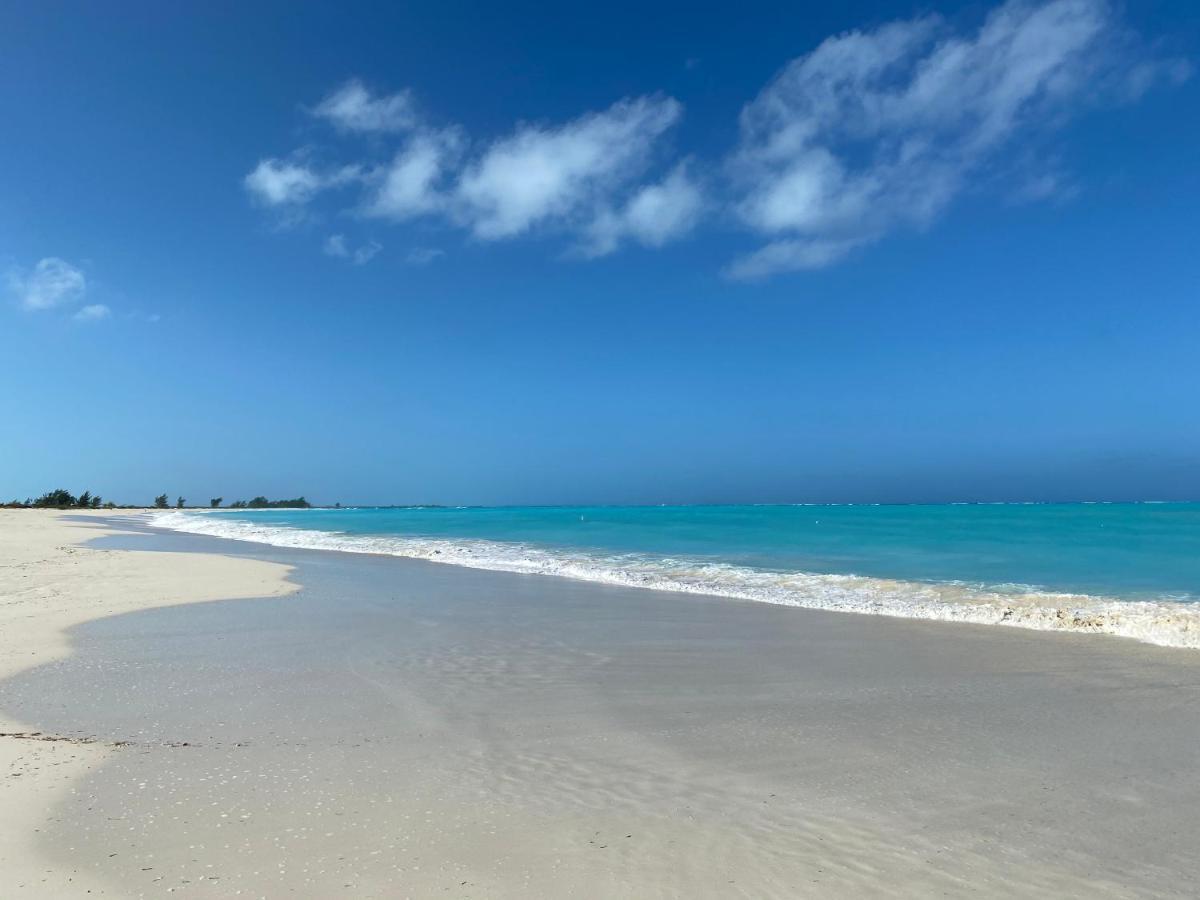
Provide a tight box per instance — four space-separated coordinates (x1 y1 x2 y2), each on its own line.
8 499 1200 513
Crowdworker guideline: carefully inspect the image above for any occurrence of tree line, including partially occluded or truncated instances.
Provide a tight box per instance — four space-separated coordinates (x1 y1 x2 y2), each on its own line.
5 489 117 509
154 495 311 509
5 491 311 510
220 496 311 509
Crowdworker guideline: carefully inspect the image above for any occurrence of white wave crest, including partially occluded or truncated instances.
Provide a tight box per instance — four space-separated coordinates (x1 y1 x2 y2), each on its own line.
150 510 1200 650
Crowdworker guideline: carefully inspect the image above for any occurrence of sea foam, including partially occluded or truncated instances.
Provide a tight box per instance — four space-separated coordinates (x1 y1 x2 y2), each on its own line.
150 510 1200 650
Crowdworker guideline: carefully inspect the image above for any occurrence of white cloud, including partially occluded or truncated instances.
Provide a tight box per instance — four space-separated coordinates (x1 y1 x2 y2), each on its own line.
7 257 87 310
247 12 1184 274
405 247 445 266
250 92 689 254
582 163 704 256
73 303 111 322
312 79 417 134
455 95 683 239
726 237 866 280
363 129 461 220
1010 167 1078 204
244 157 361 211
244 158 325 206
353 241 382 265
324 233 382 264
323 233 350 257
727 0 1180 278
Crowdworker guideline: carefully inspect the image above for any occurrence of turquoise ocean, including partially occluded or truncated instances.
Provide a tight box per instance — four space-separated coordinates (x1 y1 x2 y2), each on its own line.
154 503 1200 649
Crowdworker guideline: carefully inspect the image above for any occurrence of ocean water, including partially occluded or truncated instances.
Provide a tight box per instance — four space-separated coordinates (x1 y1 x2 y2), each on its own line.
152 503 1200 649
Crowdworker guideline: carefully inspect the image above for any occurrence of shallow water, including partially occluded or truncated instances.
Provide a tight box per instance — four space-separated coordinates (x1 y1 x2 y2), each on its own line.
154 504 1200 648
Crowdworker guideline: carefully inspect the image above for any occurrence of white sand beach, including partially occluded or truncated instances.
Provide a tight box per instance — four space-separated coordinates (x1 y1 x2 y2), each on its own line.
0 510 296 894
2 510 1200 898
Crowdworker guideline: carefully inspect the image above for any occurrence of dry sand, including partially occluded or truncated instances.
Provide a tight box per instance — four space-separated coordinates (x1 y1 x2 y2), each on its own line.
0 510 296 894
3 510 1200 898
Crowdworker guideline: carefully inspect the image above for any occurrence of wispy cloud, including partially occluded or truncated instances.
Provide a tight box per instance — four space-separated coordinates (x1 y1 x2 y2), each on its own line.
324 233 383 265
7 257 86 310
323 233 350 257
243 156 363 223
455 95 684 240
244 158 325 207
353 240 382 265
250 89 690 257
245 0 1187 278
581 163 705 257
726 0 1189 278
73 303 111 322
363 129 462 220
405 247 445 266
311 79 418 134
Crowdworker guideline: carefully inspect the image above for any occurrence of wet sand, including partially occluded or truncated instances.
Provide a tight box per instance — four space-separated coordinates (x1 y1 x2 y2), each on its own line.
3 511 1200 897
0 510 296 895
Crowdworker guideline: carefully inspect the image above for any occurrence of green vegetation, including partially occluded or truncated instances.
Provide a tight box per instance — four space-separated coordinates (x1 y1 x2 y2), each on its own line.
2 489 311 510
33 489 77 508
5 489 113 509
228 496 311 509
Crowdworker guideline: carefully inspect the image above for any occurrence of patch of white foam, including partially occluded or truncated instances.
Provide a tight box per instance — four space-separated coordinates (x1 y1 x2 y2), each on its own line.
150 511 1200 650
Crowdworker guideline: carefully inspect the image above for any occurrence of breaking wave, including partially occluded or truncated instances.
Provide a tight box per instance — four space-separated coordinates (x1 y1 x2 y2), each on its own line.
150 510 1200 650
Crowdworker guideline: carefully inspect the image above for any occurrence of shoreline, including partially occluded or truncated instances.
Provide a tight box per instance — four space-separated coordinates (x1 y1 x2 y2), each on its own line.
0 509 297 894
3 510 1200 895
151 507 1200 651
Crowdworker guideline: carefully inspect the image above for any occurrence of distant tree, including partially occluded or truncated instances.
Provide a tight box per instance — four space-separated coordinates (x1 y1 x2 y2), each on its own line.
176 496 186 509
210 497 223 508
229 499 247 509
241 495 311 509
90 495 102 509
154 494 169 509
34 489 76 508
76 490 92 508
103 501 115 509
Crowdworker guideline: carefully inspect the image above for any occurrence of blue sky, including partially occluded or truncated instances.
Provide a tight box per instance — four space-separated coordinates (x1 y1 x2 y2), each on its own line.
2 0 1198 505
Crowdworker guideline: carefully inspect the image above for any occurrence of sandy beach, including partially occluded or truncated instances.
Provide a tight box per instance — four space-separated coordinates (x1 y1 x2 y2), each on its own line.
0 510 297 895
3 510 1200 897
